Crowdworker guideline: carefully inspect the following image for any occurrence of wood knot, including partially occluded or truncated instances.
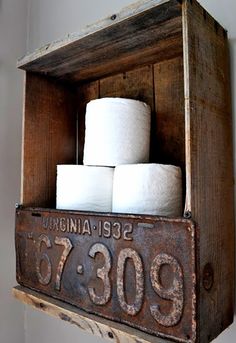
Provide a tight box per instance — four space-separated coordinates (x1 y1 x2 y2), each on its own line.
202 263 214 291
59 313 71 322
108 331 114 339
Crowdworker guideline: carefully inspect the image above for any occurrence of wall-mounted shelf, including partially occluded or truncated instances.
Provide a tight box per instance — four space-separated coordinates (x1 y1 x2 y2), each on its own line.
13 0 234 342
13 285 169 343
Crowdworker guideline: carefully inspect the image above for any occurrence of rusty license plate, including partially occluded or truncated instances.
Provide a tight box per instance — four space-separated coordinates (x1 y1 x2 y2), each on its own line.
15 208 196 342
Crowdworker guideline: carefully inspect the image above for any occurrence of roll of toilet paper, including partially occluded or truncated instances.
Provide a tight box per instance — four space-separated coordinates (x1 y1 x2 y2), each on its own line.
112 164 182 216
83 98 151 167
56 165 114 212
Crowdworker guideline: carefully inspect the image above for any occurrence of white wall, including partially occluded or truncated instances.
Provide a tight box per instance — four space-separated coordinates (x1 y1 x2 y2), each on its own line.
0 0 28 343
26 0 138 52
9 0 236 342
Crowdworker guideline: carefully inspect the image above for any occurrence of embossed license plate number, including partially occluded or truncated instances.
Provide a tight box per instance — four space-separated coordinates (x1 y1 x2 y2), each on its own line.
16 209 196 342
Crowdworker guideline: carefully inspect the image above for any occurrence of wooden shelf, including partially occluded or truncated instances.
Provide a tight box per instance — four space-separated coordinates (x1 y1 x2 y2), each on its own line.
13 286 169 343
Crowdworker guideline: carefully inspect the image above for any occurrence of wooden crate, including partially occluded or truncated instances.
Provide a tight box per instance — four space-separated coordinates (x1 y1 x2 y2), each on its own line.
13 0 234 342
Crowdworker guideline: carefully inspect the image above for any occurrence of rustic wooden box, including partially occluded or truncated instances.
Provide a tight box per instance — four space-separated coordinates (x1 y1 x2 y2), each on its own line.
13 0 234 342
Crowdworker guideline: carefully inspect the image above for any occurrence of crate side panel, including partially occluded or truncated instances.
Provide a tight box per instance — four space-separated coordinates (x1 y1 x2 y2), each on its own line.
22 73 77 207
183 0 234 341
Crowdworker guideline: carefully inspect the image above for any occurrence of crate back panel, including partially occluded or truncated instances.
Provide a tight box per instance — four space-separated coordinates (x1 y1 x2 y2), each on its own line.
22 57 185 209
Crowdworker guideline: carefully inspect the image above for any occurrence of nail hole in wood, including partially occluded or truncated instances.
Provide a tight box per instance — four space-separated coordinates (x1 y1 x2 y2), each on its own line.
108 332 114 339
39 302 45 309
59 313 71 322
203 263 214 291
32 212 42 217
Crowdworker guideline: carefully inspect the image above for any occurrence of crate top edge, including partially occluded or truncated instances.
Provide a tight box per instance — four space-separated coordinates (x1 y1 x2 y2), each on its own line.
17 0 177 70
17 0 228 76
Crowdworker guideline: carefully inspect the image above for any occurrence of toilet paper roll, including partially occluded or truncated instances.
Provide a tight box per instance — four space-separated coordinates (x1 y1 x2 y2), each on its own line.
56 165 114 212
83 98 151 167
112 164 182 216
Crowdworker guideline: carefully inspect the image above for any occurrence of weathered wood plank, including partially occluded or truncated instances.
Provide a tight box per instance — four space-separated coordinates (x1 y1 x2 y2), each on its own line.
153 56 185 176
63 24 182 83
100 65 154 109
21 73 77 207
17 0 182 82
77 81 99 163
13 286 171 343
18 0 170 68
183 0 234 341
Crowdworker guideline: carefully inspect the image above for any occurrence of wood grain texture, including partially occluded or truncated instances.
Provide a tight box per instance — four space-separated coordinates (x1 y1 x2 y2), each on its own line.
77 81 99 163
153 56 185 185
13 286 170 343
100 65 154 109
183 0 234 341
17 0 182 82
17 0 170 67
22 72 77 207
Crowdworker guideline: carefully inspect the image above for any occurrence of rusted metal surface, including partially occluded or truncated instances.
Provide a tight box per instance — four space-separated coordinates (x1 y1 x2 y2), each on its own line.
16 207 196 342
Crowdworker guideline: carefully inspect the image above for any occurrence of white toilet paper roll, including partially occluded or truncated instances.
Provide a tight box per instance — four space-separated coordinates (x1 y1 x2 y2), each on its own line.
83 98 151 167
56 165 114 212
112 164 182 217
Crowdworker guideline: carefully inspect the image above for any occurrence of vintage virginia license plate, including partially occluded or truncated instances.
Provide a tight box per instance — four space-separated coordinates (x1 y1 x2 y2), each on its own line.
15 208 196 342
